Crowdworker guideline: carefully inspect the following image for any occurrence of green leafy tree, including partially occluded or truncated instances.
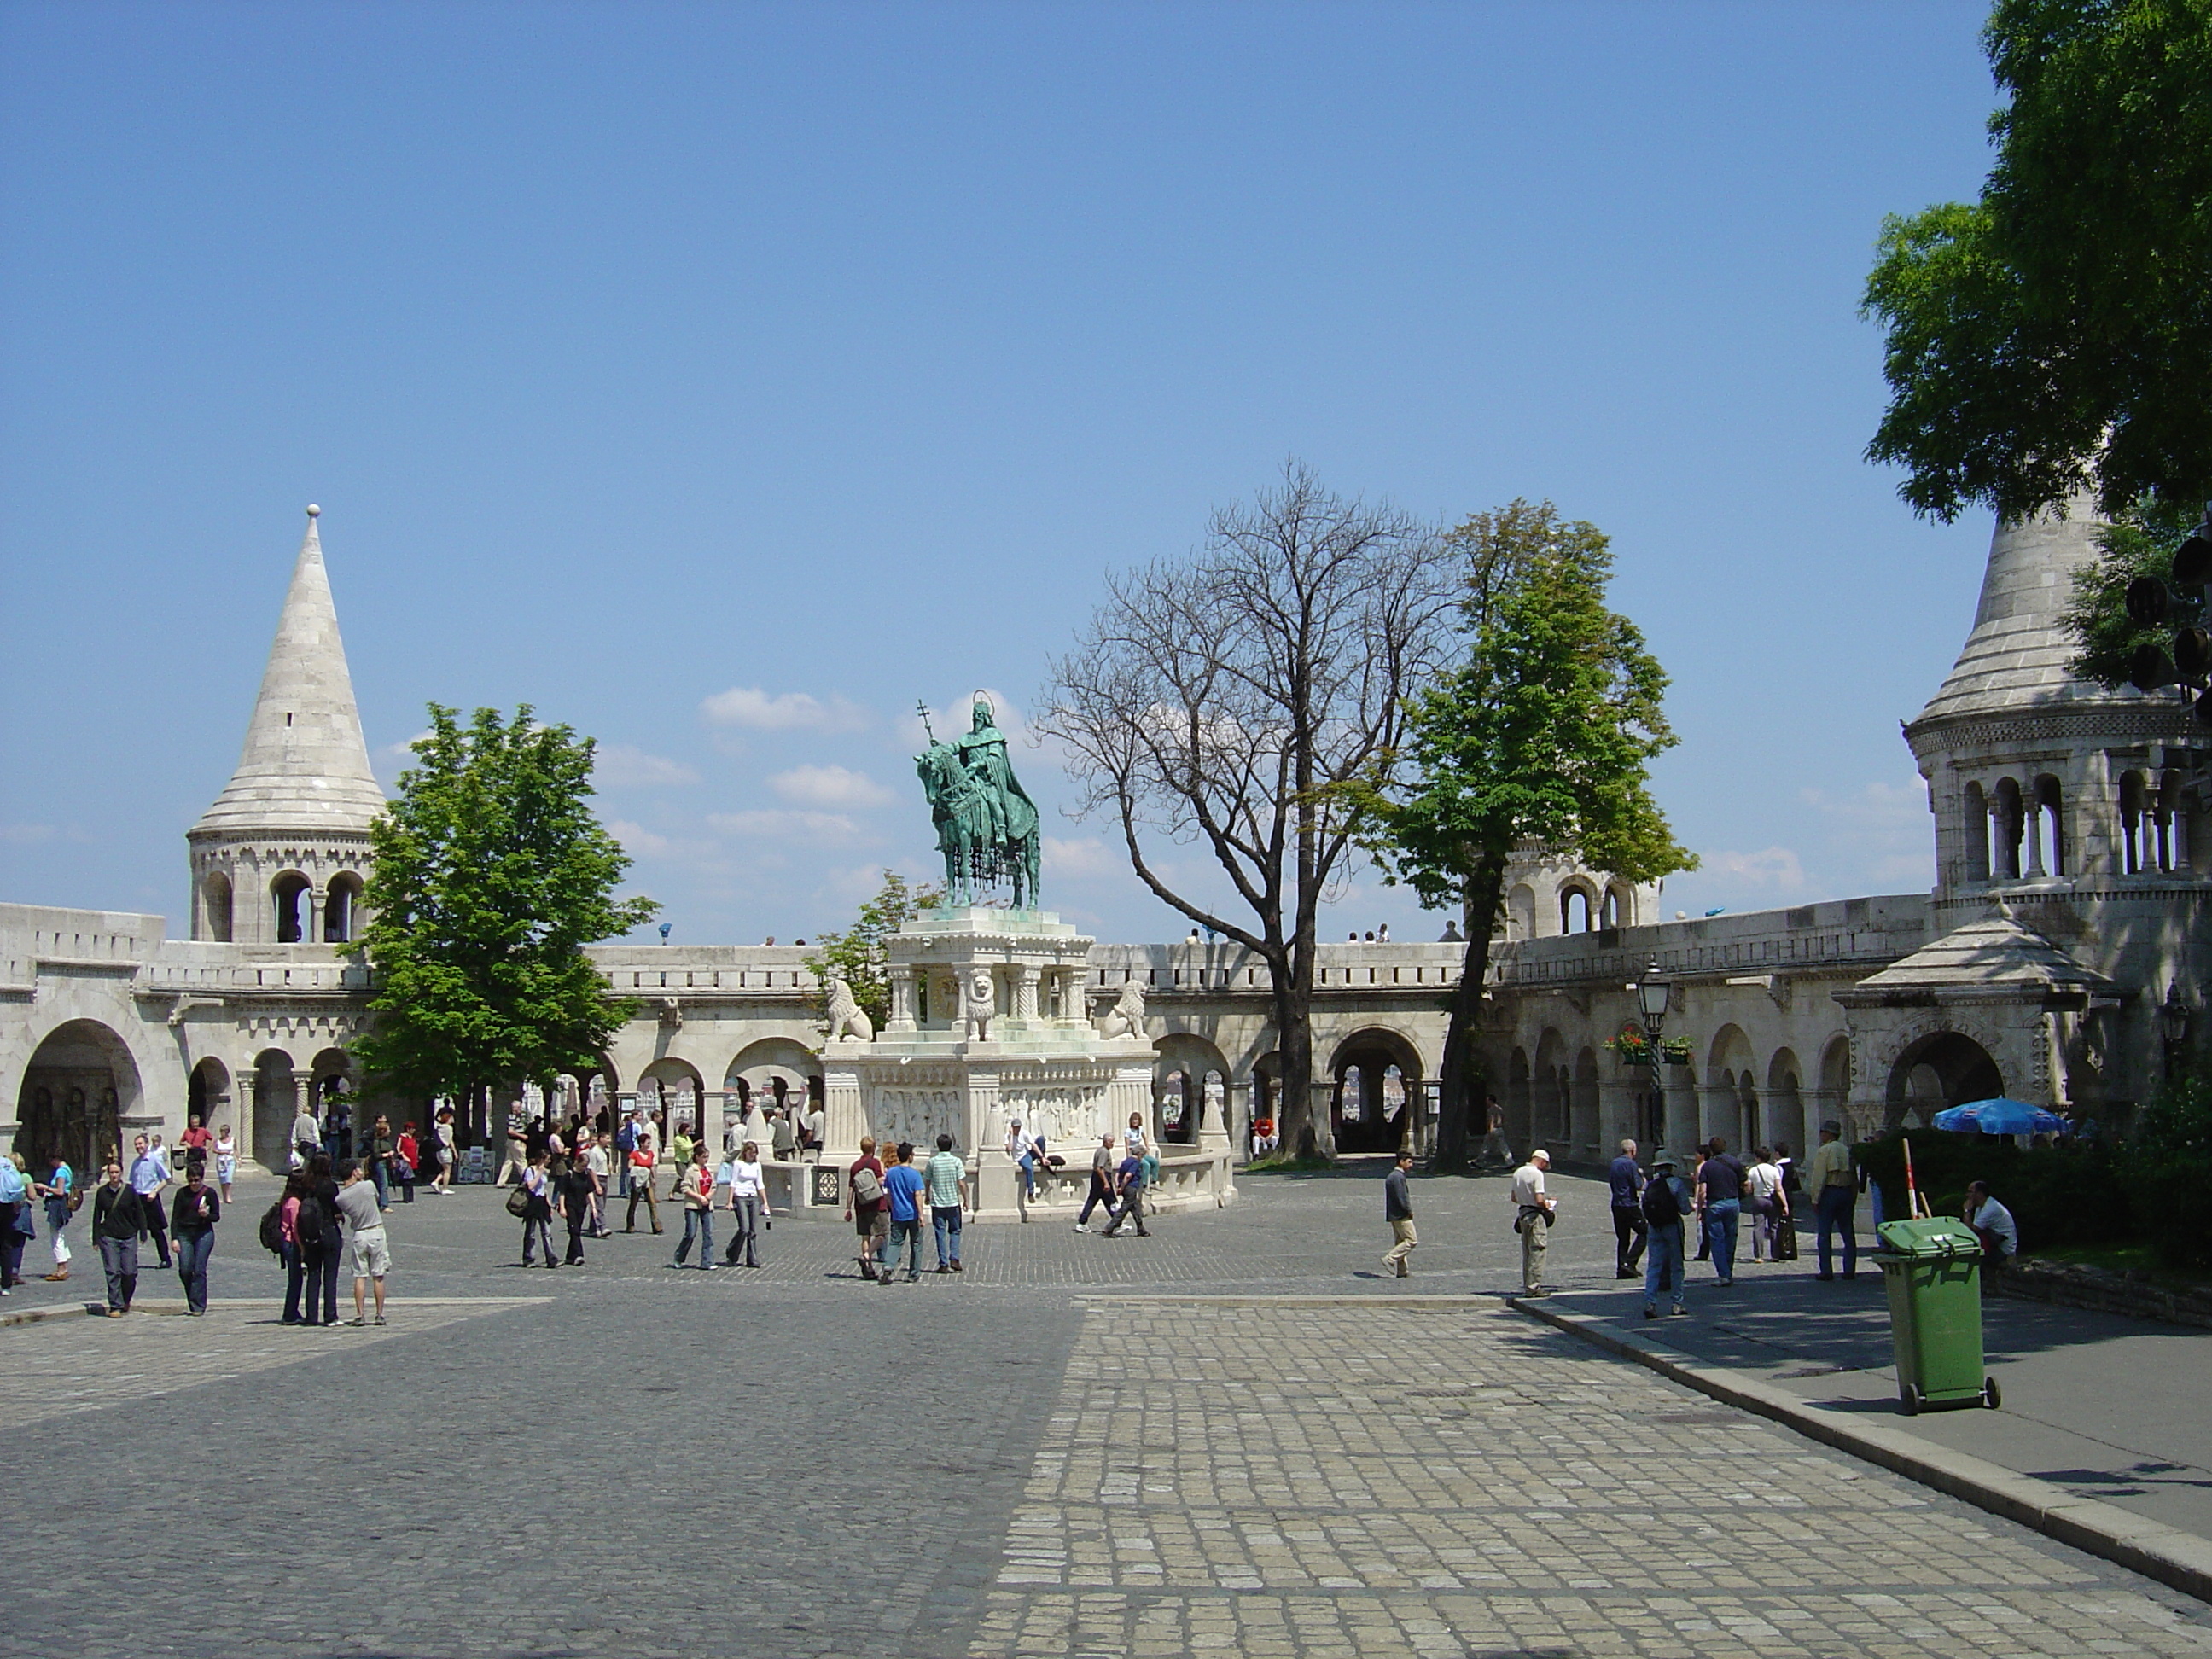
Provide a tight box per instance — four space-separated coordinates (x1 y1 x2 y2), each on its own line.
352 705 659 1122
2061 494 2206 685
802 869 938 1034
1861 0 2212 522
1347 502 1696 1168
2120 1066 2212 1270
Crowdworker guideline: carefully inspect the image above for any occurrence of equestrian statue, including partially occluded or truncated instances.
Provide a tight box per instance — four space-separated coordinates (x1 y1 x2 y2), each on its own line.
916 695 1042 908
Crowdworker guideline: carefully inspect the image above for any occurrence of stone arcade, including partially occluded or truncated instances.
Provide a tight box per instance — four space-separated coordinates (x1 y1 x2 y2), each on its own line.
3 504 2206 1191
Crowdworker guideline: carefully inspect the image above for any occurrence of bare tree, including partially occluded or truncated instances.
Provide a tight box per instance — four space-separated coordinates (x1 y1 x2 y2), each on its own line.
1039 461 1458 1158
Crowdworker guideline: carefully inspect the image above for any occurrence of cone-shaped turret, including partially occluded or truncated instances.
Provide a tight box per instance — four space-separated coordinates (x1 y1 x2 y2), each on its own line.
1908 505 2142 734
191 505 385 835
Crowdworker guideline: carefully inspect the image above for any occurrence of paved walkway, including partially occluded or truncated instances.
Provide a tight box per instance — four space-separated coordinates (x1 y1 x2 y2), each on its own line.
1534 1251 2212 1547
3 1165 2207 1657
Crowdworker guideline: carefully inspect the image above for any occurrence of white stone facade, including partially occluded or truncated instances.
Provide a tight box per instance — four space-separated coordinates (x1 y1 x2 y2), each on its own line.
4 504 2206 1180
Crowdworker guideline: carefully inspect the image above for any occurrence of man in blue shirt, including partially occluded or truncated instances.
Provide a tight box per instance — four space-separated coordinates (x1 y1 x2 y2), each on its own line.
882 1142 928 1284
128 1134 173 1270
1608 1138 1647 1279
1102 1152 1150 1238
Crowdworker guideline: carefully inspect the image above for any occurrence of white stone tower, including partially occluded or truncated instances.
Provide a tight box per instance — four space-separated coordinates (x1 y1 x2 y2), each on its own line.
186 505 385 946
1850 506 2212 1117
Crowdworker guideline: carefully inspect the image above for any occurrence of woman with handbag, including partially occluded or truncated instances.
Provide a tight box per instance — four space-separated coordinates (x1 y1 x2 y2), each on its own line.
393 1124 420 1203
515 1152 556 1268
1746 1146 1790 1263
34 1155 75 1281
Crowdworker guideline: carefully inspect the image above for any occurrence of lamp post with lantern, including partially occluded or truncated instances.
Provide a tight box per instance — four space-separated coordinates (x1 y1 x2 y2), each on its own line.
1633 959 1673 1153
2160 981 2191 1079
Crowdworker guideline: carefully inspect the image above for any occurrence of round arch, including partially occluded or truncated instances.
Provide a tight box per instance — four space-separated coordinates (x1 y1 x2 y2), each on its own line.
1885 1030 2002 1128
252 1048 300 1171
1505 1045 1533 1155
724 1038 822 1121
1558 879 1600 935
1328 1027 1424 1155
15 1018 140 1178
642 1054 710 1144
1572 1045 1601 1155
271 870 311 945
188 1056 233 1140
1155 1031 1232 1144
1532 1027 1570 1149
1764 1047 1804 1156
323 870 364 944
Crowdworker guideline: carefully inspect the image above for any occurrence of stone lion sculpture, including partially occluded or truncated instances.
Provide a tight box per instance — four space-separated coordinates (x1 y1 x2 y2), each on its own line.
824 975 874 1044
1096 978 1146 1039
963 968 996 1042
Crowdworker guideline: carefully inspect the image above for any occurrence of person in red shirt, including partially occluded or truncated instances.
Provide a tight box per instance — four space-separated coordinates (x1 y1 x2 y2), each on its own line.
395 1125 420 1203
845 1134 889 1283
178 1115 214 1155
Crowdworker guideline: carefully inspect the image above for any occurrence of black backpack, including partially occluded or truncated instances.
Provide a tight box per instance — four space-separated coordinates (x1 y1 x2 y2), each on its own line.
295 1194 327 1254
1641 1172 1682 1227
258 1200 287 1259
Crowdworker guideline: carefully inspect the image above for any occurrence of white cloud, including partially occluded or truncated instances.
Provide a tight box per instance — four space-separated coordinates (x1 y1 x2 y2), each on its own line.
608 819 674 858
1042 835 1125 881
1700 847 1809 891
597 744 701 788
709 809 861 841
0 823 55 845
769 763 894 809
701 687 869 732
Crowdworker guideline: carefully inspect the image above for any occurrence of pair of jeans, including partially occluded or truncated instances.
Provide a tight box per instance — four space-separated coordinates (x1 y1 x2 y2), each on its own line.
0 1210 25 1289
931 1204 963 1267
1017 1153 1037 1199
174 1229 214 1313
1750 1198 1782 1260
370 1161 391 1210
1815 1186 1858 1277
304 1248 340 1323
675 1207 713 1266
889 1216 923 1278
723 1194 761 1266
522 1217 555 1265
98 1234 138 1311
1611 1206 1648 1273
1077 1173 1110 1226
1703 1200 1741 1282
1644 1220 1685 1308
282 1241 305 1320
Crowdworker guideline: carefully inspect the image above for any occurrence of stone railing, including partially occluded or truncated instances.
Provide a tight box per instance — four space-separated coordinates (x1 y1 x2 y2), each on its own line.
1016 1145 1237 1217
1500 893 1931 989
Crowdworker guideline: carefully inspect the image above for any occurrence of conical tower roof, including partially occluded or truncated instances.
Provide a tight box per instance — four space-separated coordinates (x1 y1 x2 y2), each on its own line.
191 506 386 836
1908 506 2146 734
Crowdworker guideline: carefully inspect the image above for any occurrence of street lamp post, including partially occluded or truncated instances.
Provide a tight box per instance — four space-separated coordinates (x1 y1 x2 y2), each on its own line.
1633 959 1673 1153
2160 981 2190 1074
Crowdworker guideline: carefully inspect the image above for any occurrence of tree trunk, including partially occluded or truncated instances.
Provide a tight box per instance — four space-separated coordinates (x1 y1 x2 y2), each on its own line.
1434 857 1508 1169
1272 968 1322 1160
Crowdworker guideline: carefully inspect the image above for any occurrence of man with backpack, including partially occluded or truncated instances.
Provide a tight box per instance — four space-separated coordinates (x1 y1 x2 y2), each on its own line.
846 1135 889 1281
1640 1155 1691 1318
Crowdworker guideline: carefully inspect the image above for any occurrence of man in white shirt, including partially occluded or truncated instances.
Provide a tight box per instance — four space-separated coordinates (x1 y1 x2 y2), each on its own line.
1511 1150 1555 1295
583 1132 612 1237
1964 1180 2018 1265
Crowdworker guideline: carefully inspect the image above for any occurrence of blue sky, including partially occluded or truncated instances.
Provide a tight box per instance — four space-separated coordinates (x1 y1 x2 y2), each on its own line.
0 1 2003 945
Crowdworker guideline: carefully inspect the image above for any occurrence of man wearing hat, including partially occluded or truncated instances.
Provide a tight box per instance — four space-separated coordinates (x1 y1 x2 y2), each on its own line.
1640 1155 1691 1318
1510 1149 1555 1295
1804 1120 1860 1280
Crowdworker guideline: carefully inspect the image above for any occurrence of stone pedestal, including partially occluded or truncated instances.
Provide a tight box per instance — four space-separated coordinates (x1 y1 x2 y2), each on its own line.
827 907 1162 1221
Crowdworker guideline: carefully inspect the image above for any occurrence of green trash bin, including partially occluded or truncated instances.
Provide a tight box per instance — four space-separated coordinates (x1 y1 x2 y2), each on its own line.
1874 1218 2002 1415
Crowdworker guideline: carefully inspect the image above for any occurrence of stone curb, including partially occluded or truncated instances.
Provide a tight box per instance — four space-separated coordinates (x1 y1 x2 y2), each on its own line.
1510 1295 2212 1607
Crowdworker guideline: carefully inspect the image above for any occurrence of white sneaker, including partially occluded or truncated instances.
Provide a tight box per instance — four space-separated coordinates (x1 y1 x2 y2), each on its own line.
1073 1224 1088 1233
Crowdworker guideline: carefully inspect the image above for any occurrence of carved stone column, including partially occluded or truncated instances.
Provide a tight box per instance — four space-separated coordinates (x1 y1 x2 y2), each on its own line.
886 967 917 1033
1015 965 1040 1022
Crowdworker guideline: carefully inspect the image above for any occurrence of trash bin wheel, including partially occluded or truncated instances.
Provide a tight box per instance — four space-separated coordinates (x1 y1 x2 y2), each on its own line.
1982 1376 2002 1410
1900 1382 1923 1417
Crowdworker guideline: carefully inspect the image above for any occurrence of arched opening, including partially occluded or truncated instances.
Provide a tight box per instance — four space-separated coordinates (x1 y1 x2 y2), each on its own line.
188 1057 233 1143
2120 771 2148 875
1603 882 1633 929
323 871 364 943
1960 780 1990 882
1885 1031 2004 1127
725 1039 822 1148
2157 770 2191 873
201 870 234 943
1505 1046 1533 1154
1560 884 1596 934
15 1020 138 1178
253 1049 300 1171
1248 1052 1282 1154
1572 1046 1600 1153
1532 1029 1569 1149
1991 778 2024 880
1765 1048 1803 1157
1155 1033 1231 1147
643 1056 708 1150
1329 1029 1423 1154
2030 775 2065 877
271 871 311 944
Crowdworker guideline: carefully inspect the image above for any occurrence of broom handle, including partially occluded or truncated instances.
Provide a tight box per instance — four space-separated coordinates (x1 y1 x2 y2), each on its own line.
1901 1135 1928 1220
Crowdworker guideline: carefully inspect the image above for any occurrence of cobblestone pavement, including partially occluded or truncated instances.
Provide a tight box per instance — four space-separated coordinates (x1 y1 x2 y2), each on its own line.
3 1167 2207 1657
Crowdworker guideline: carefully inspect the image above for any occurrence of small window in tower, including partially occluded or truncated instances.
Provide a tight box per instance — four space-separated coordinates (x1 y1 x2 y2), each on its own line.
285 713 294 725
